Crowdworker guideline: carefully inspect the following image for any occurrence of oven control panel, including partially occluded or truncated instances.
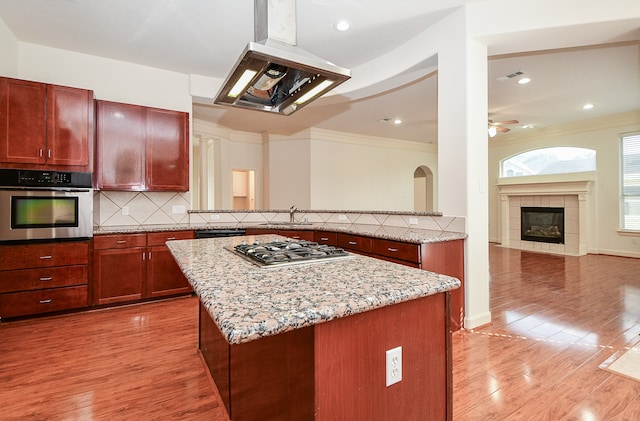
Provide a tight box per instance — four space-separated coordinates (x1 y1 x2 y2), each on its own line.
0 169 92 188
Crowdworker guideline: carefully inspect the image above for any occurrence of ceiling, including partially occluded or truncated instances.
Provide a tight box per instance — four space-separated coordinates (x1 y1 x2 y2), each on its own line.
0 0 638 143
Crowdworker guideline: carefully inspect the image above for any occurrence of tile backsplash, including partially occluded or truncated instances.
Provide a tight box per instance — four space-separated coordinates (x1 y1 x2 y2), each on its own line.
94 191 191 226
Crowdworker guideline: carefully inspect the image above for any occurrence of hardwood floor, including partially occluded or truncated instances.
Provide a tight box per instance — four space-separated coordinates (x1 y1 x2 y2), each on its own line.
0 297 228 421
1 245 639 420
453 244 640 420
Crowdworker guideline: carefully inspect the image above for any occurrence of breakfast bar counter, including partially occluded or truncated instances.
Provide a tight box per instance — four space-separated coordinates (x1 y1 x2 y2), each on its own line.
167 234 460 421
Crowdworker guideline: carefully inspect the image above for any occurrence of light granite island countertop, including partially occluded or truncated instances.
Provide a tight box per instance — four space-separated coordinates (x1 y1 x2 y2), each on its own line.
167 234 460 421
166 234 460 345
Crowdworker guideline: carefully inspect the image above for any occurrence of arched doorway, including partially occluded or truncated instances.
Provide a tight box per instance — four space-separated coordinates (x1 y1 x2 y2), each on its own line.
414 166 433 212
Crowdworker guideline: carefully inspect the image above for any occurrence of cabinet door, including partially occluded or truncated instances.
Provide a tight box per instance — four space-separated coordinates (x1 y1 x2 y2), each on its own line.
46 84 93 170
94 247 146 305
146 107 189 191
147 245 191 298
96 100 146 190
147 230 194 298
0 77 46 165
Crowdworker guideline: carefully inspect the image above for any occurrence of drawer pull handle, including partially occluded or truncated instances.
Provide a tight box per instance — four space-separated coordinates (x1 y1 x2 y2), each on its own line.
320 237 329 241
39 277 53 281
39 255 52 260
348 241 357 245
116 240 127 244
387 248 399 252
39 299 52 304
166 237 176 241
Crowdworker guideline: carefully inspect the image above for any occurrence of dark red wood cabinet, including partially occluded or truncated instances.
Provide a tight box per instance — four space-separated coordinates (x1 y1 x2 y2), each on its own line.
0 241 90 319
93 231 194 306
95 100 189 191
0 77 94 172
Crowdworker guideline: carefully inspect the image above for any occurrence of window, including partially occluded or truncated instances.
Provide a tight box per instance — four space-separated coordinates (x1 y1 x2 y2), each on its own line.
621 133 640 231
501 147 596 178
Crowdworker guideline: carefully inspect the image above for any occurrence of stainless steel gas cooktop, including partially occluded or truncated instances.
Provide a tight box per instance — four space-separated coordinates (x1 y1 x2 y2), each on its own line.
228 239 352 268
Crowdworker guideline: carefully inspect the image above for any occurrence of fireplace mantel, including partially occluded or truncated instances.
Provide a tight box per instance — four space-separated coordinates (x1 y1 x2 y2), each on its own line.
497 176 594 256
497 179 592 196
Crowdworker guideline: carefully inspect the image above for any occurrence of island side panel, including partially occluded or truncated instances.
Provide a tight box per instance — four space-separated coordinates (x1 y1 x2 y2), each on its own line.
421 239 465 331
199 303 231 413
314 293 449 421
199 303 315 421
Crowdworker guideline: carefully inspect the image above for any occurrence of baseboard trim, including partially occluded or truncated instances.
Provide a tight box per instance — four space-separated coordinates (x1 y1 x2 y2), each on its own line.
464 311 492 329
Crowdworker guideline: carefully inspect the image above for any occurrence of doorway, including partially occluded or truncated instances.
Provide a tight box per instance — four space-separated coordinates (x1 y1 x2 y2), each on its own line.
232 169 255 210
414 166 434 212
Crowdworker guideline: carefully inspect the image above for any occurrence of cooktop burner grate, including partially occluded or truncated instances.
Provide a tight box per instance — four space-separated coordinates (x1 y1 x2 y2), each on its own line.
229 239 352 267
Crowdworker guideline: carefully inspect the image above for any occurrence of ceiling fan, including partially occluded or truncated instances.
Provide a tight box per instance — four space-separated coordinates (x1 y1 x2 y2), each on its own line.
488 119 519 137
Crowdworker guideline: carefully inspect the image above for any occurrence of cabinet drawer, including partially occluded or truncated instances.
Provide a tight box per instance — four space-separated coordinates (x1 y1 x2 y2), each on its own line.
0 286 88 318
0 265 87 293
93 234 147 250
314 232 338 245
279 230 314 241
0 241 89 270
337 233 372 254
147 230 194 246
372 239 420 264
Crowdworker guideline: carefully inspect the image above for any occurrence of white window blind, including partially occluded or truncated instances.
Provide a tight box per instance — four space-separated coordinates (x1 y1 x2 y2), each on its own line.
621 133 640 230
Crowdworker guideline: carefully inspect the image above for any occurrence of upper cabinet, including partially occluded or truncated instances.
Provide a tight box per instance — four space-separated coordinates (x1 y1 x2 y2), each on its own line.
96 100 189 192
0 77 94 172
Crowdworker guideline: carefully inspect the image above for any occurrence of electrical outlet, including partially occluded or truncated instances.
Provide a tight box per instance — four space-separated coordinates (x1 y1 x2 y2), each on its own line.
338 214 347 221
121 206 129 216
408 217 418 225
385 346 402 387
171 205 186 214
210 214 220 220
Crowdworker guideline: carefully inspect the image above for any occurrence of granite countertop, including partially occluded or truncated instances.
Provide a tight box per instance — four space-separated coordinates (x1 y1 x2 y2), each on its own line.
95 222 467 244
167 235 461 345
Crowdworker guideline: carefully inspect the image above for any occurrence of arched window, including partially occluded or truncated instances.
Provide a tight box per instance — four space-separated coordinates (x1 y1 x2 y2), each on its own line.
501 147 596 178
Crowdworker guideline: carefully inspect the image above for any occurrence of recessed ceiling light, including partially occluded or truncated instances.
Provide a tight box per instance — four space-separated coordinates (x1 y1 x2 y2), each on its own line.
582 103 594 110
393 119 402 125
517 77 531 85
335 20 351 31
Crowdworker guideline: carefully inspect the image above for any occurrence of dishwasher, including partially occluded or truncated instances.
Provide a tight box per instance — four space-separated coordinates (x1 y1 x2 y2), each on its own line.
194 229 246 239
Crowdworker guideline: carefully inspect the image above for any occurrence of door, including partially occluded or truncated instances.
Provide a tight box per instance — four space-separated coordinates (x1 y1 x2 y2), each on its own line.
96 101 146 190
0 78 47 165
46 84 93 168
94 247 146 305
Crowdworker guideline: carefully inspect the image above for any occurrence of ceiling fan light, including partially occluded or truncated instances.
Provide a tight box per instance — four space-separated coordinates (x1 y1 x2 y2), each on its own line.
488 126 497 137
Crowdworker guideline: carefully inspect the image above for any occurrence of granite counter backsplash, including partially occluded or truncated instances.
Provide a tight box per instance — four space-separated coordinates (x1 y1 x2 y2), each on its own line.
94 209 467 244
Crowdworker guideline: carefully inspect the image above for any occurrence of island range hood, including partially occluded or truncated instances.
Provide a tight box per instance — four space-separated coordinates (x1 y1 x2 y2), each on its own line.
214 0 351 116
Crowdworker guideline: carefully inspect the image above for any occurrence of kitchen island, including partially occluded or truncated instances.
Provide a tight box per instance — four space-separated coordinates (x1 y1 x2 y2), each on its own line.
167 234 460 421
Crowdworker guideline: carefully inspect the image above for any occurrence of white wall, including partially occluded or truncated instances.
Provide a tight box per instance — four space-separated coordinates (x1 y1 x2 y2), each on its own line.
194 120 264 210
308 129 437 211
16 43 191 112
0 16 18 76
267 134 312 209
489 111 640 257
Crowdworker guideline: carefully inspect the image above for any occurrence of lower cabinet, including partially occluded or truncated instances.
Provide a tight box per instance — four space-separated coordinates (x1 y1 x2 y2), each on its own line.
0 241 90 319
93 231 194 306
146 231 194 298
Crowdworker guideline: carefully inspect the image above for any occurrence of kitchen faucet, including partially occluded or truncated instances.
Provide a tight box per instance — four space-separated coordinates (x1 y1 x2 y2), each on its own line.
289 205 298 223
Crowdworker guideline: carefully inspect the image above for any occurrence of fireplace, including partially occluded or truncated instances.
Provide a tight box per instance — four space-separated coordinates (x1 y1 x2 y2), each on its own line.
521 207 565 244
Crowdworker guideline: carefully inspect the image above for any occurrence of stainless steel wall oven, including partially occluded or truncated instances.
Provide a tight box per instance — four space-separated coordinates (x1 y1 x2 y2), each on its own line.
0 169 93 243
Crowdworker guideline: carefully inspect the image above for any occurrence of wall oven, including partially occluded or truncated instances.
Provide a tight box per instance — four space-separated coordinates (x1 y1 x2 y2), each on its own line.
0 169 93 243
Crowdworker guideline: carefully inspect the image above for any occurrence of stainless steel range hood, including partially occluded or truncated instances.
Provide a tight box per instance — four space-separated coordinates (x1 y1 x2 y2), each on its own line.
214 0 351 116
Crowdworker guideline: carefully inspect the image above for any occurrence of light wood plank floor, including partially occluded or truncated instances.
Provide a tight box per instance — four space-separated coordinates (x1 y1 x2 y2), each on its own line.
454 244 640 420
1 244 639 420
